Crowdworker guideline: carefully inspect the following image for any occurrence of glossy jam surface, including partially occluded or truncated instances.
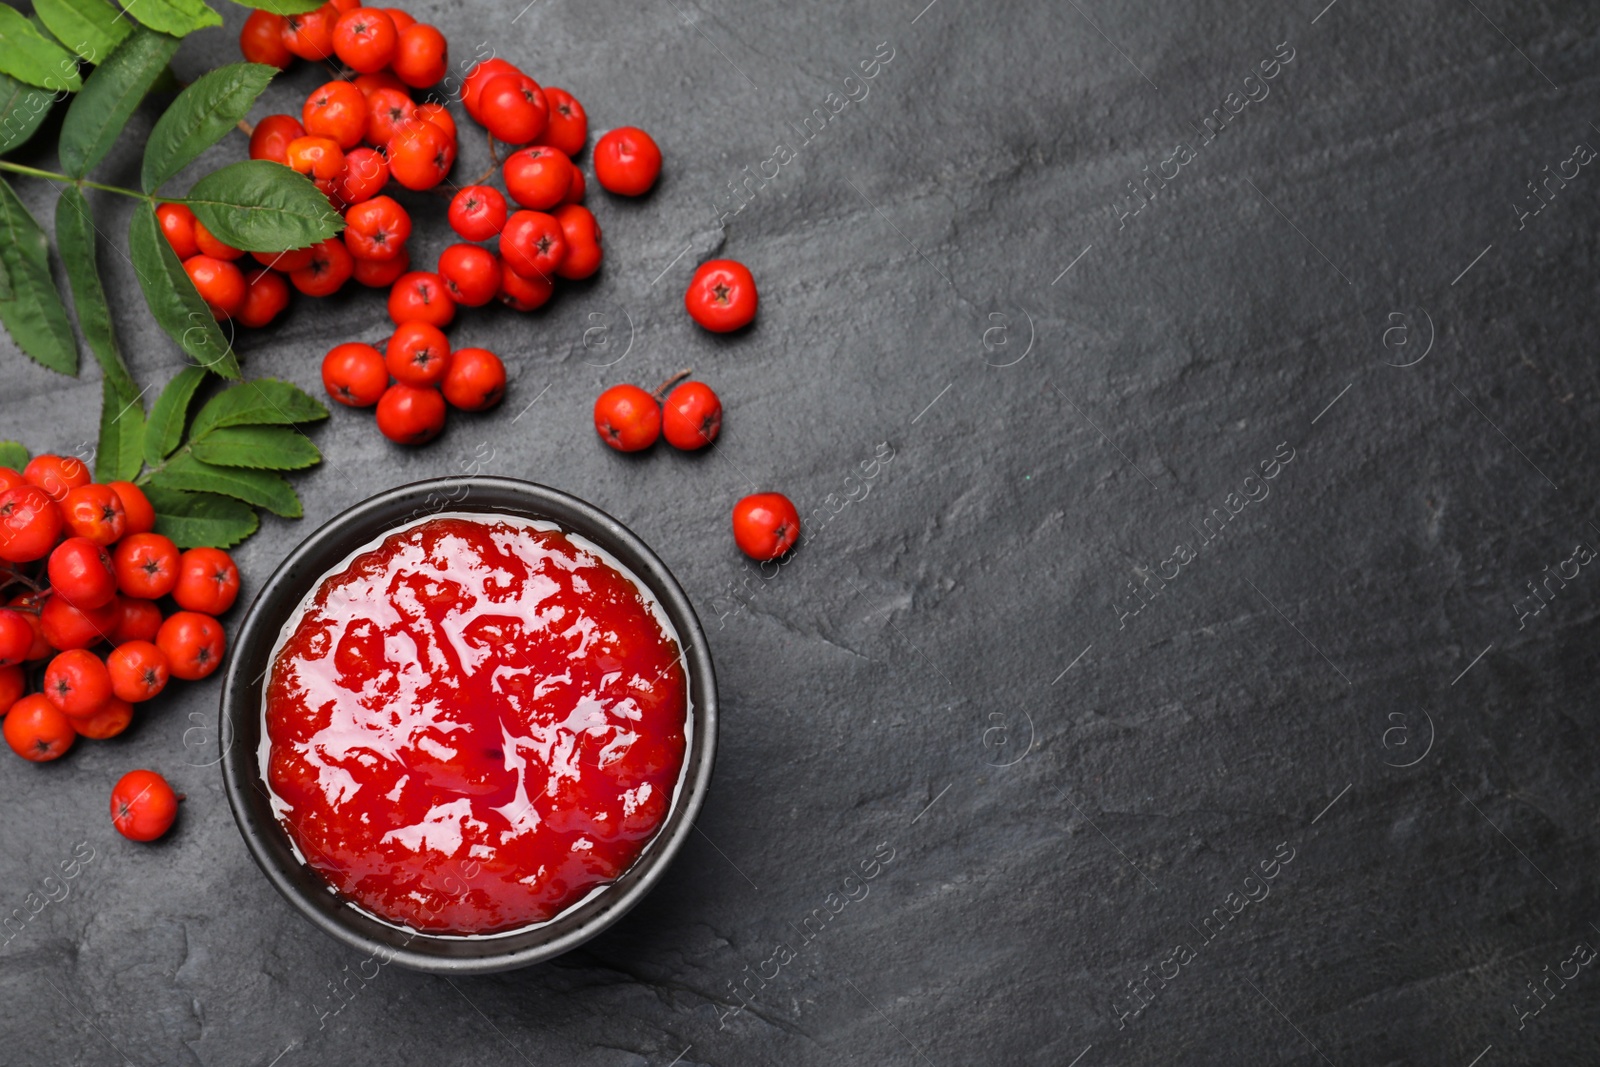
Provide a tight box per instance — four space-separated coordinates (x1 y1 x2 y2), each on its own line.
265 516 687 934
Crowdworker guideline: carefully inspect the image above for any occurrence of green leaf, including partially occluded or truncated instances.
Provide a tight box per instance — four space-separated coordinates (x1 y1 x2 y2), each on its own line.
142 63 276 192
0 73 57 155
0 6 83 92
191 378 328 439
143 364 206 466
128 202 239 378
59 29 181 178
0 178 78 376
232 0 324 13
55 186 138 397
116 0 221 37
97 375 145 482
143 485 258 549
34 0 131 65
0 442 28 470
189 426 319 470
149 453 300 517
184 160 342 252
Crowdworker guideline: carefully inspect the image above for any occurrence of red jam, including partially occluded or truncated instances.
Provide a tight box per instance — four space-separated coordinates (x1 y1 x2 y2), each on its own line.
264 516 688 934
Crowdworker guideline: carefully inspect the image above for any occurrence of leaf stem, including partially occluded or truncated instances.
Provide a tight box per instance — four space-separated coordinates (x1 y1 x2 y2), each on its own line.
0 160 153 201
136 443 191 485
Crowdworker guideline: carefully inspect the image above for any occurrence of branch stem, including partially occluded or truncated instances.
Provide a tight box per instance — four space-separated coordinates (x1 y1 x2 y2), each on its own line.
0 160 153 201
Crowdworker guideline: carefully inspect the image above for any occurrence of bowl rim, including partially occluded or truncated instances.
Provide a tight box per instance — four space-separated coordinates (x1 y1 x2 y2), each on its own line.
218 476 717 974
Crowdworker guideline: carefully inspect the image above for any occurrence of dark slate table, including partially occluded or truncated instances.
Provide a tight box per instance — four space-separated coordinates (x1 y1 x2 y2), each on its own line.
3 0 1598 1063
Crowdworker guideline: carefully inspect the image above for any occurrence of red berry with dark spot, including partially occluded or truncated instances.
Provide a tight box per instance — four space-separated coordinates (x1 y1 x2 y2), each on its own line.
732 493 801 561
662 381 723 450
322 343 389 407
593 385 660 453
385 322 452 387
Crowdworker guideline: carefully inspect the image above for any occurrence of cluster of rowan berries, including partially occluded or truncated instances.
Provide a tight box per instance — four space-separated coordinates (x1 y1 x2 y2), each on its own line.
228 0 671 444
0 455 235 778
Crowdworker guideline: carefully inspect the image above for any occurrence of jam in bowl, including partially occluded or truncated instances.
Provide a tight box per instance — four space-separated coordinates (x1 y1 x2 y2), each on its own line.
220 479 716 973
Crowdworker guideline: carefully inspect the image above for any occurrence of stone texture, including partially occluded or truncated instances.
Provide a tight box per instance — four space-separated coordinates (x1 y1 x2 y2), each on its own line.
1 0 1598 1063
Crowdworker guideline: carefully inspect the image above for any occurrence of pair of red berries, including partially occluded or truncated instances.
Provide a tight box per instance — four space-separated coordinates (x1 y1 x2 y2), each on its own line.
594 378 722 453
322 337 506 445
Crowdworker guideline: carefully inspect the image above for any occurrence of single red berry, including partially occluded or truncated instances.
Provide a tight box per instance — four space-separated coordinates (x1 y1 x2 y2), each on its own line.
503 145 573 211
60 483 126 546
344 195 412 261
375 384 447 445
183 255 247 319
387 270 455 327
553 204 602 280
448 185 508 242
290 237 355 297
281 8 335 61
364 87 414 145
322 343 389 407
108 482 154 536
536 87 588 157
352 247 410 288
501 210 566 280
334 146 389 206
390 23 447 88
685 259 758 332
662 381 723 450
442 348 506 411
39 595 118 650
353 69 408 96
156 611 226 681
6 593 51 660
412 102 455 140
385 321 452 387
498 263 554 311
193 219 244 260
438 243 502 307
156 203 199 259
0 609 33 667
593 385 661 452
23 455 91 501
43 648 113 717
251 245 316 273
593 126 661 196
563 164 588 204
4 694 75 761
172 547 241 616
332 8 397 73
111 770 181 841
387 118 454 190
303 80 369 149
0 468 23 493
285 135 345 180
48 537 118 610
462 58 520 120
109 597 162 644
237 268 291 329
107 641 171 703
0 664 23 714
382 8 416 32
0 485 64 562
249 114 306 165
71 696 132 740
732 493 801 561
240 9 293 68
479 72 548 145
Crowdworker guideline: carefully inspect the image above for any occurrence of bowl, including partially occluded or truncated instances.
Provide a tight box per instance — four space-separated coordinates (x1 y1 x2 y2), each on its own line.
219 477 717 974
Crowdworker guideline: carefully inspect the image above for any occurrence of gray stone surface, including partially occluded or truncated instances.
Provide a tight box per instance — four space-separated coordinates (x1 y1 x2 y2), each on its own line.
2 0 1598 1063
